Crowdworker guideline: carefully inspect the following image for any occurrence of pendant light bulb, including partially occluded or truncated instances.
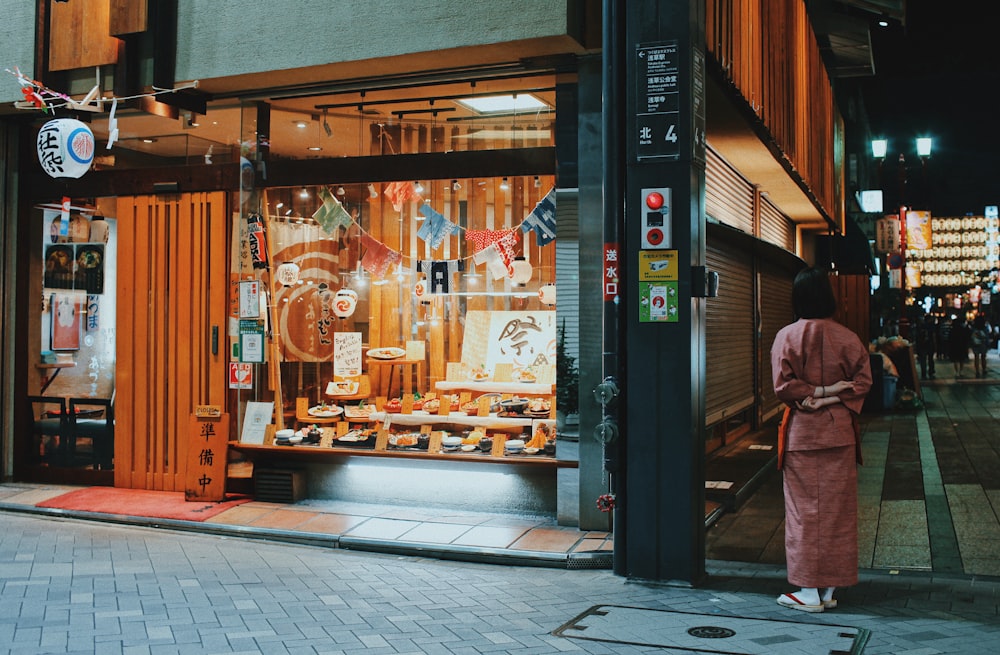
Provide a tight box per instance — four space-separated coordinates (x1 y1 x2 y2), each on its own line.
368 183 379 198
413 180 424 194
451 179 462 191
499 177 510 191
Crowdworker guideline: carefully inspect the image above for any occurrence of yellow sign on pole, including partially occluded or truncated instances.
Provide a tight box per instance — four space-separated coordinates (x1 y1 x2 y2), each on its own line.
638 250 679 281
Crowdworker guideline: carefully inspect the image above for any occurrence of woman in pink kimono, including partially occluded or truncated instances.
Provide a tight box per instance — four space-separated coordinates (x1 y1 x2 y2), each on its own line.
771 267 872 612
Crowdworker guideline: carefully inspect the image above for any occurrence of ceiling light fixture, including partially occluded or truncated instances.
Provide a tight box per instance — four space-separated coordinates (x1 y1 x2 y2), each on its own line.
299 187 310 198
368 183 379 198
534 175 541 188
336 185 346 196
451 179 462 190
414 181 425 194
499 177 510 191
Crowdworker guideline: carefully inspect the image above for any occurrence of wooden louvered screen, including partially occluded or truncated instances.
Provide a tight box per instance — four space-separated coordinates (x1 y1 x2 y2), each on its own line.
705 241 755 426
114 193 229 490
706 147 754 233
758 262 795 422
760 195 795 252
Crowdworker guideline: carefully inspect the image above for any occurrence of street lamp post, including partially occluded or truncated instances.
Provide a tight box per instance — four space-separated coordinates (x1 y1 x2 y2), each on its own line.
871 136 933 338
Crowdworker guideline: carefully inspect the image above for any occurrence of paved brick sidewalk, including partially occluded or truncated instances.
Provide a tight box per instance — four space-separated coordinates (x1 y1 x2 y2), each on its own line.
1 512 998 654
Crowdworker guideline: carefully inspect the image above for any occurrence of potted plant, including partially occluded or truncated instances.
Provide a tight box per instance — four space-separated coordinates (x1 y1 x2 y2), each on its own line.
556 320 579 429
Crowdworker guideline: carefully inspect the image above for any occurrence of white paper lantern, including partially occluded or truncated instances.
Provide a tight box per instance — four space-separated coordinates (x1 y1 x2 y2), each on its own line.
414 279 430 302
274 262 300 287
510 256 533 286
36 118 95 179
332 288 358 318
538 284 556 306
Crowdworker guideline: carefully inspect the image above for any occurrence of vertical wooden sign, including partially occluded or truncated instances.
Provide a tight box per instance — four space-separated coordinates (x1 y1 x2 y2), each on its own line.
185 411 230 501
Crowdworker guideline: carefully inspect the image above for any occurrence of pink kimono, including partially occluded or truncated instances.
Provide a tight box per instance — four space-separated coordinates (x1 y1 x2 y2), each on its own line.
771 317 872 588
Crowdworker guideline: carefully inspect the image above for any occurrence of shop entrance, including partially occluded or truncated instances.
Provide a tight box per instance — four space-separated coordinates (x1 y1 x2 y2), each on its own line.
111 192 229 490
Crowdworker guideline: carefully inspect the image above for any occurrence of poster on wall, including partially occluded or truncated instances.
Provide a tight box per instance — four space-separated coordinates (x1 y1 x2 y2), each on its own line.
44 244 75 289
50 293 82 350
75 243 104 293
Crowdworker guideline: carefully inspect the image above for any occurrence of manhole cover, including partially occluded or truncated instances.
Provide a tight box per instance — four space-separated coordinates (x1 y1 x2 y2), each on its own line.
554 605 870 654
688 625 736 639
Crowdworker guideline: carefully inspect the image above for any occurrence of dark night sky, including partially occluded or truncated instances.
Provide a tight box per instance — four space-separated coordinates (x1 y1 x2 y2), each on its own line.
859 1 999 217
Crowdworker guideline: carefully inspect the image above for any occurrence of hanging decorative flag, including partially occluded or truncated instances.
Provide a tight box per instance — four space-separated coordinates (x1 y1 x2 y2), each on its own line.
416 204 460 249
417 260 464 294
466 229 519 275
36 118 95 178
312 187 353 234
246 213 269 269
520 187 557 245
471 244 511 280
383 181 422 211
360 234 401 279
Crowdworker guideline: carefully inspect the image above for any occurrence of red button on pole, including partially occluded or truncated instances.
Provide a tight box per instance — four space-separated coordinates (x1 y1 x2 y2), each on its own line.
645 192 664 210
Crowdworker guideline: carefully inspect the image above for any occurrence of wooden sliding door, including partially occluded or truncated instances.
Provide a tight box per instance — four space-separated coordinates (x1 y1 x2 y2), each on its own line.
114 192 228 490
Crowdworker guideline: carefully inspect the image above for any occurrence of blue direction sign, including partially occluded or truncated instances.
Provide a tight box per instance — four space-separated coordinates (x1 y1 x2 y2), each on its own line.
636 41 681 160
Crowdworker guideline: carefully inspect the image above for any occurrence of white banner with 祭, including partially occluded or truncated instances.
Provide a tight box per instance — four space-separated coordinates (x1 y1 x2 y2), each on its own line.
462 310 556 373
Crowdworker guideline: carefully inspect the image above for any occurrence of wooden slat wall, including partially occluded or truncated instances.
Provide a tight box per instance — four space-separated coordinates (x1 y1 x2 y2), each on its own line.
115 192 228 490
706 0 841 225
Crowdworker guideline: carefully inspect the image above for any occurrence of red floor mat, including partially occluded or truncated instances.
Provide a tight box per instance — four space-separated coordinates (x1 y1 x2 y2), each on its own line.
36 486 250 522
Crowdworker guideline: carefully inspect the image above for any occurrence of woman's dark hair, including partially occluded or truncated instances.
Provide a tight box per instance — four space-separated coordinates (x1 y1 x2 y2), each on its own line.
792 267 837 319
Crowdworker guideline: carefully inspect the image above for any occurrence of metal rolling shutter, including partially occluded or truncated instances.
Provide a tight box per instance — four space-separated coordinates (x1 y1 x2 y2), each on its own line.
758 262 795 422
706 147 754 234
705 241 755 426
760 195 795 252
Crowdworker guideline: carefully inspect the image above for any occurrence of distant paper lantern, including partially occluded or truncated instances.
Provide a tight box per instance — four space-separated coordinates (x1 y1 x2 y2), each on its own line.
274 262 300 287
36 118 95 178
538 284 556 306
332 288 358 318
510 256 533 286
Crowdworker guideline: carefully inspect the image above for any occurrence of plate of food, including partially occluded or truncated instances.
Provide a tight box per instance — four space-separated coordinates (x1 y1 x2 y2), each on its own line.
514 368 537 383
326 380 360 396
368 347 406 360
308 403 343 418
388 433 420 448
343 404 372 419
467 366 491 382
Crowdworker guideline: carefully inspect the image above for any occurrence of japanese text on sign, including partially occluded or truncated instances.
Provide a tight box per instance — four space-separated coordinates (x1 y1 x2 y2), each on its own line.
604 243 620 301
636 41 681 160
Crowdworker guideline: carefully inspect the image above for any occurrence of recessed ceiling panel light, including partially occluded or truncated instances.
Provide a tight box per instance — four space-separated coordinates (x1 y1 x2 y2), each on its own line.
455 94 547 114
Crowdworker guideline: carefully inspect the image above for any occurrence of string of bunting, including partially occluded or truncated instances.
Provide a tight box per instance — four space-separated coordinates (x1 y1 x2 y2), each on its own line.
6 66 200 116
305 182 557 281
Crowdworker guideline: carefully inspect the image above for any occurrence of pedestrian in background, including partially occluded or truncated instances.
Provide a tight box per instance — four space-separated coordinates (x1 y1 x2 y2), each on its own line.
971 314 991 377
771 267 872 613
915 314 937 380
949 316 972 378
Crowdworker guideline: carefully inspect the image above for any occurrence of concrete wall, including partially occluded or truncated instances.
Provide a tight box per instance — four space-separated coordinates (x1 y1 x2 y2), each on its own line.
0 4 37 106
176 0 570 82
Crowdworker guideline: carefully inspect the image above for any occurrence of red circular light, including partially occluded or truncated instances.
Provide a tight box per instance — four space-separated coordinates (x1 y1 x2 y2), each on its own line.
645 192 664 210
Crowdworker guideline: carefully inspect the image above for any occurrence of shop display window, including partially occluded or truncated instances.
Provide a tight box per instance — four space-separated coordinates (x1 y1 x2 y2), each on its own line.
228 173 560 460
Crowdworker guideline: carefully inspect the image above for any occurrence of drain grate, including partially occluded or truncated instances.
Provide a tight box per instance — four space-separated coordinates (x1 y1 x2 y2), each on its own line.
553 605 870 654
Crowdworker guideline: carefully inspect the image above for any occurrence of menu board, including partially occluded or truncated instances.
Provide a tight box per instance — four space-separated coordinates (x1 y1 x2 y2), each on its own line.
334 332 363 377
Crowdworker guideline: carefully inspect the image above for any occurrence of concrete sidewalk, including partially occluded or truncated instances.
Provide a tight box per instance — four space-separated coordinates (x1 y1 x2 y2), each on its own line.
1 510 998 654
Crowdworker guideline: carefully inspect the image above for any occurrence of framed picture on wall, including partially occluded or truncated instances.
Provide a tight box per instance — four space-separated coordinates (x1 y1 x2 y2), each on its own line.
50 293 81 351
